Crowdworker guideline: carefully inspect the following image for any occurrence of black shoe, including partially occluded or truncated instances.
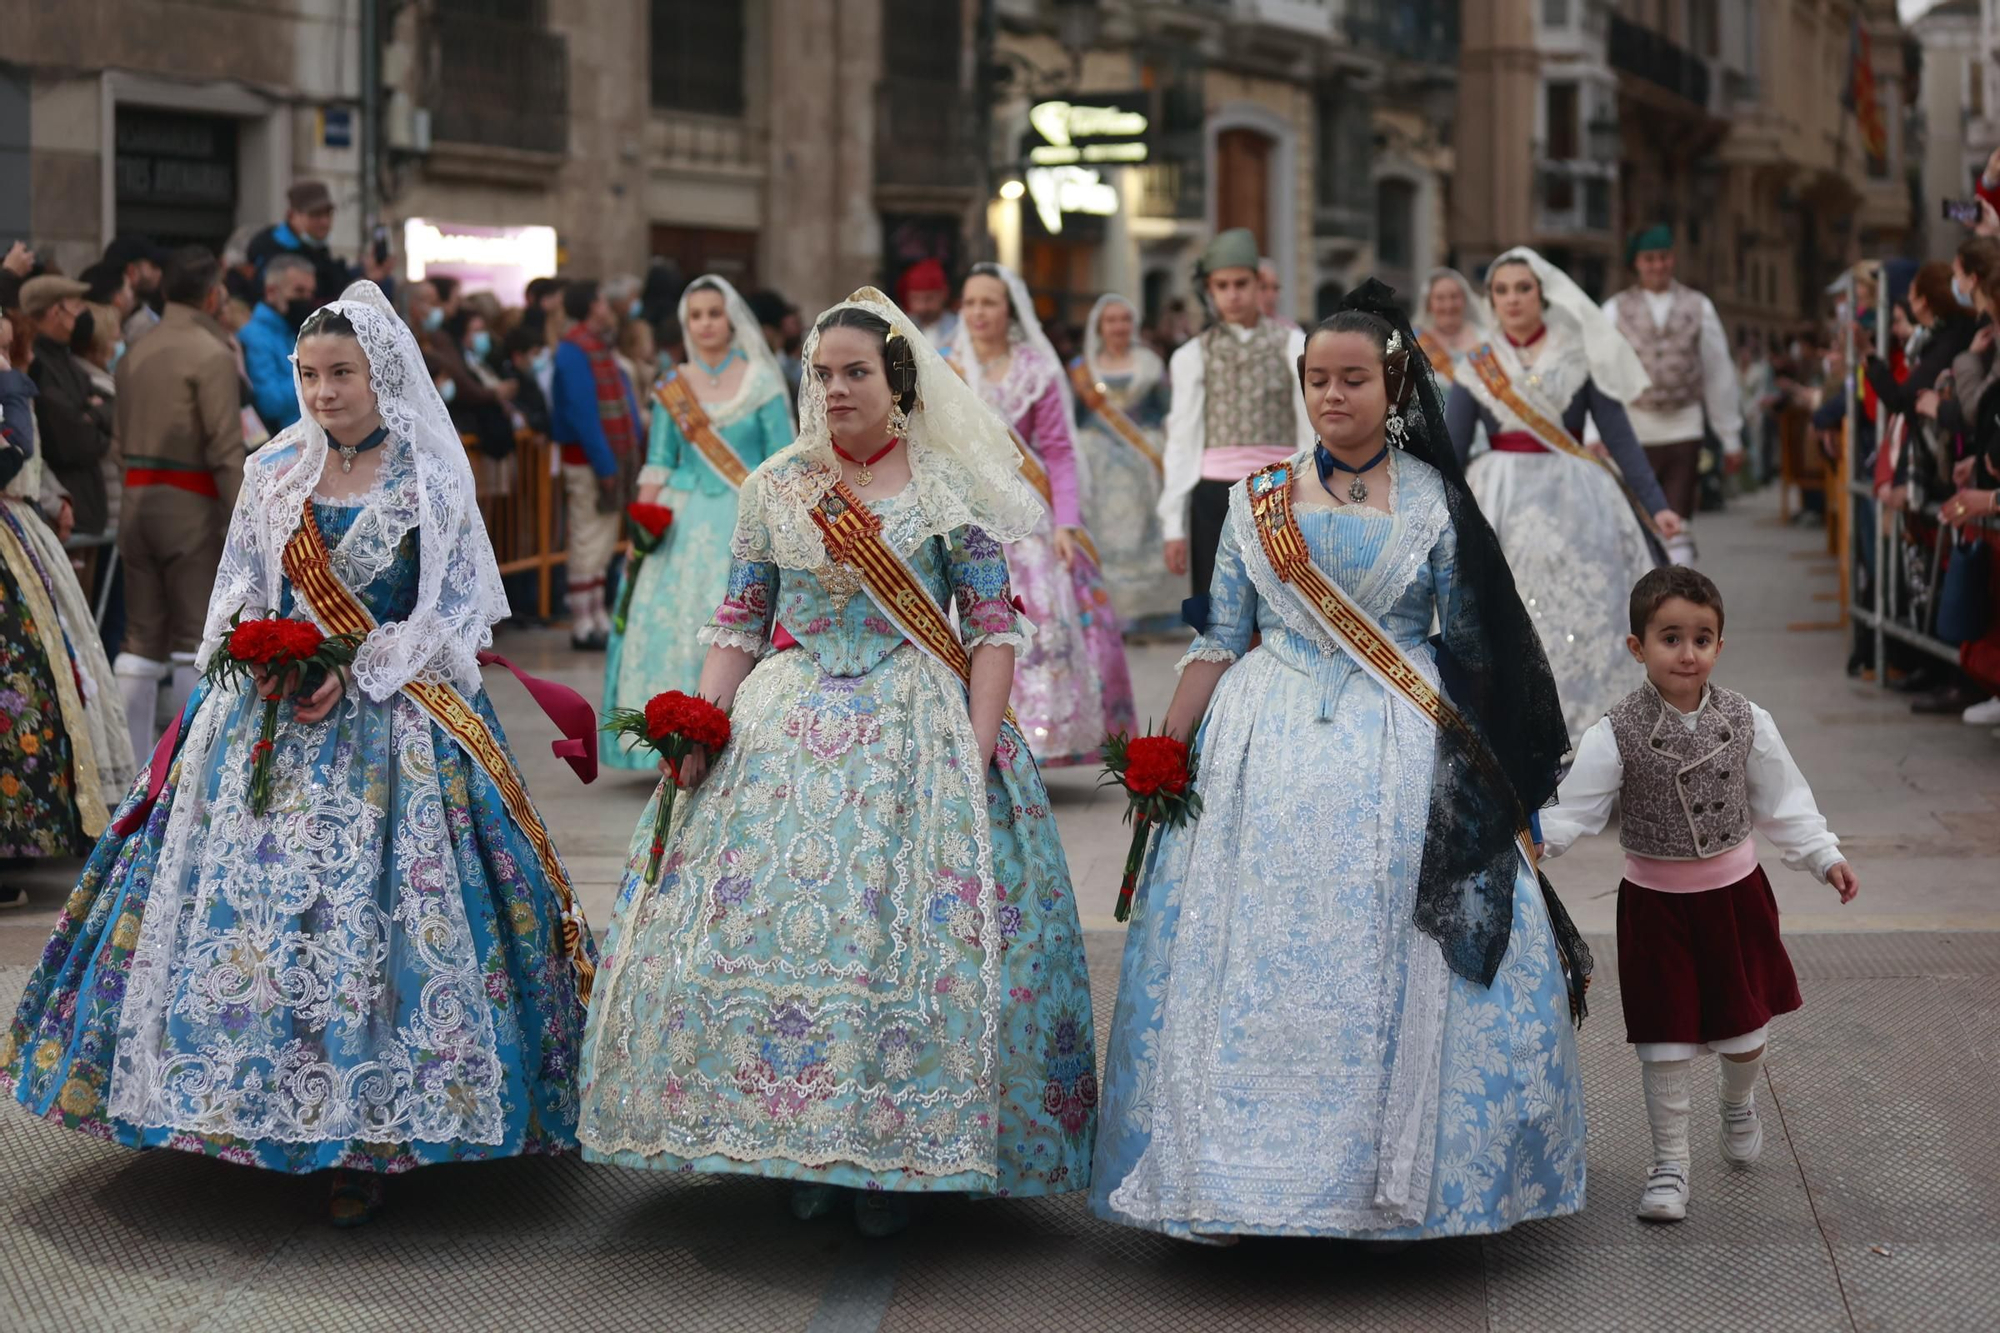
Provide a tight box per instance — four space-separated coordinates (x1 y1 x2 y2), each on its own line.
1890 667 1942 695
1915 687 1991 716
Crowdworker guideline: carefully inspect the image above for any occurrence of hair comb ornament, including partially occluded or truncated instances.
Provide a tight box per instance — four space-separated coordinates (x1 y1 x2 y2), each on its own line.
1385 329 1404 356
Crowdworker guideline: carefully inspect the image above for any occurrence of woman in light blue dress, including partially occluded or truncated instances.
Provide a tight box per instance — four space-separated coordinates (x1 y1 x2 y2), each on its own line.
1092 282 1590 1243
3 286 596 1225
1073 294 1182 634
578 288 1096 1238
602 275 791 769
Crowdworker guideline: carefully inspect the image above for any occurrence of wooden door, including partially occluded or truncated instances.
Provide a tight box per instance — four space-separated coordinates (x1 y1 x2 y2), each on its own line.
1216 128 1271 249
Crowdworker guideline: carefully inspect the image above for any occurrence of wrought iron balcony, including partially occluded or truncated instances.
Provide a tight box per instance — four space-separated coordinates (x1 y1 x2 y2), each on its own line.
1607 13 1711 112
1344 0 1460 65
428 12 569 157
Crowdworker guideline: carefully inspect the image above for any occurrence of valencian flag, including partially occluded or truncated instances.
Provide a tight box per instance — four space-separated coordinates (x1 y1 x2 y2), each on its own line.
1842 11 1888 167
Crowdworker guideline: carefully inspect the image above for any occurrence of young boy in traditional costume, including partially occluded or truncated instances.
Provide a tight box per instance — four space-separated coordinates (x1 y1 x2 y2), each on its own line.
1539 566 1859 1223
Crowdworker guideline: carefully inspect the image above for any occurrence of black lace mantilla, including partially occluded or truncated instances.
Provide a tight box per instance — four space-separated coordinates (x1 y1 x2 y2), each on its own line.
1336 280 1592 1024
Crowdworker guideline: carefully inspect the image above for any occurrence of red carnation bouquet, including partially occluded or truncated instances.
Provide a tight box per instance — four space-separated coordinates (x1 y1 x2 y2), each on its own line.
1099 727 1202 923
203 611 363 815
605 689 732 880
613 502 676 634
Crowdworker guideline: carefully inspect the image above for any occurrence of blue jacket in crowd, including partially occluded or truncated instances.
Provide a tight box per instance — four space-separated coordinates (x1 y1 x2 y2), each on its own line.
239 302 302 433
549 340 638 478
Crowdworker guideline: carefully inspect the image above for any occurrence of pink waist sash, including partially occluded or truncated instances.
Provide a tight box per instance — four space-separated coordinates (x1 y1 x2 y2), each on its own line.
1622 838 1759 893
1201 445 1294 482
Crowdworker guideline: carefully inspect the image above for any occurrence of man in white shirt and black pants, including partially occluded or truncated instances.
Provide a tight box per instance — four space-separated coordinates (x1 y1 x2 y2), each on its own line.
1602 224 1743 566
1159 228 1314 599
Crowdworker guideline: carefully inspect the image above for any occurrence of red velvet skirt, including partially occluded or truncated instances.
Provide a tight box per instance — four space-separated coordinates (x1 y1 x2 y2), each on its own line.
1616 865 1802 1046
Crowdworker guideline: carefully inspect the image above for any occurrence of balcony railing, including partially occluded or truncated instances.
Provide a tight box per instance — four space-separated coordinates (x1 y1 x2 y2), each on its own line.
1607 13 1712 111
875 78 977 192
651 110 765 172
1536 159 1613 236
429 12 569 156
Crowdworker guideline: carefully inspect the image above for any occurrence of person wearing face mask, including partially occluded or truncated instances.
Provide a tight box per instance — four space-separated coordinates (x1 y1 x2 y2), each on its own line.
240 253 315 433
101 234 168 346
23 275 116 540
109 246 245 759
245 179 393 303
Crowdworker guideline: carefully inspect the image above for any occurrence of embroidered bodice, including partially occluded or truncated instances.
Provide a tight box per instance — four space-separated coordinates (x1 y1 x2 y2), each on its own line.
1189 454 1457 710
278 500 422 625
1089 368 1169 430
644 365 792 498
704 488 1028 679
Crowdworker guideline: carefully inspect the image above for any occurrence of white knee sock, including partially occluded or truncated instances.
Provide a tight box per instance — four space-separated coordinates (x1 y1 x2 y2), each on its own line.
568 584 594 636
167 653 199 728
1719 1048 1764 1106
1642 1058 1693 1164
113 653 168 760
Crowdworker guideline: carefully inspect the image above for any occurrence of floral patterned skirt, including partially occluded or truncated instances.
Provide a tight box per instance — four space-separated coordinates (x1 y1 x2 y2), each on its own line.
0 553 84 858
578 643 1097 1195
2 679 593 1174
1077 422 1184 632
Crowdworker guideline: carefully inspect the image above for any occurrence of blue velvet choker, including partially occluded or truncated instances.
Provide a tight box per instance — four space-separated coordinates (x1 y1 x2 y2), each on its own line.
1314 442 1389 504
332 425 390 473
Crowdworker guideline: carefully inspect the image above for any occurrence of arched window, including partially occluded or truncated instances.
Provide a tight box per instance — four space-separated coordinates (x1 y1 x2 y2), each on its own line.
1376 179 1417 270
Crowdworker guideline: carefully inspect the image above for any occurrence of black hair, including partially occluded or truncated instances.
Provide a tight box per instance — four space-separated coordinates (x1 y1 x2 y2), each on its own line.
1298 308 1418 411
296 307 358 341
1629 565 1725 639
561 279 599 324
813 305 918 412
161 246 221 307
428 274 459 304
502 322 545 358
443 307 478 343
525 276 566 306
746 288 790 329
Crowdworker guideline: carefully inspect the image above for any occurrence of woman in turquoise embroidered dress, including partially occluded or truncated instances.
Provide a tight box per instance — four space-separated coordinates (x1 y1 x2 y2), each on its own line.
1093 286 1589 1243
3 286 594 1226
577 288 1097 1239
602 275 791 769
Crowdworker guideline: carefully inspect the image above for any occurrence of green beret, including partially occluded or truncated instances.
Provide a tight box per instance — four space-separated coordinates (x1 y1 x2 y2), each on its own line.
1200 227 1260 277
1626 223 1674 267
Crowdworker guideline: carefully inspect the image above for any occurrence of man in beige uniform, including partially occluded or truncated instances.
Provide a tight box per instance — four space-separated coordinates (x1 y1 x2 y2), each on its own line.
112 247 244 757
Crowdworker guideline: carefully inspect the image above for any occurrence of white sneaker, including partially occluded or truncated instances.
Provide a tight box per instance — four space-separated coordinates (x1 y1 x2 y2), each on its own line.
1963 697 2000 725
1637 1161 1689 1222
1720 1093 1764 1164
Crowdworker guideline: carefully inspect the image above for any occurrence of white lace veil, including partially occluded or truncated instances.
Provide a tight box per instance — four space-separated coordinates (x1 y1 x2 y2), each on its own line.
197 280 510 700
1082 293 1166 397
1488 246 1651 403
678 273 786 400
745 287 1042 571
1418 267 1489 338
961 262 1075 422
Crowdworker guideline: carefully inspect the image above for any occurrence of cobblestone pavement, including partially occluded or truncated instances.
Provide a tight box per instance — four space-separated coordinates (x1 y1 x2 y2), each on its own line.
4 488 1998 1330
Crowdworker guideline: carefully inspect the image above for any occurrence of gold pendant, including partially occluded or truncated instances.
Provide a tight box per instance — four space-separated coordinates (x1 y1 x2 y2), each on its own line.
1347 478 1368 503
854 466 872 488
817 561 864 611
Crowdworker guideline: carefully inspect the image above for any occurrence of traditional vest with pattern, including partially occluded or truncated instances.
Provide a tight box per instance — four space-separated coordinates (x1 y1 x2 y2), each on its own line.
1609 684 1755 861
1201 319 1294 449
1614 282 1705 416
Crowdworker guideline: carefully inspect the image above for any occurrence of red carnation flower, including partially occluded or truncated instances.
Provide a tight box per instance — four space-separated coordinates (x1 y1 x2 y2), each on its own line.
627 502 676 541
644 690 731 750
612 690 733 882
1098 727 1202 924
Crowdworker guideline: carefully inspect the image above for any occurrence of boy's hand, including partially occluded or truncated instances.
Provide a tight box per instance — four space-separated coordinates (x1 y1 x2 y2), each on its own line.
1826 862 1859 904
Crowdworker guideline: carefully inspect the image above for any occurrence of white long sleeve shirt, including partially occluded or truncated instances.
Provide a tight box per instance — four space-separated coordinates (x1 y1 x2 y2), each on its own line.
1597 287 1744 456
1156 321 1313 540
1540 690 1844 885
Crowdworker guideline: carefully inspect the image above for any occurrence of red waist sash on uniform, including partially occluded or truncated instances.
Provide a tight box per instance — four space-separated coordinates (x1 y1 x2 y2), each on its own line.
1487 432 1548 454
126 467 220 498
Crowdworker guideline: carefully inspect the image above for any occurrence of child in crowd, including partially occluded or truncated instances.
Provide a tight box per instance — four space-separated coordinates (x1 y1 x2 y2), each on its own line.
1539 566 1860 1223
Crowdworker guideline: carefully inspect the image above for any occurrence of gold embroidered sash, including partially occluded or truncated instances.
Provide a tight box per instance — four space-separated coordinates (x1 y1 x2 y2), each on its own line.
1416 331 1455 377
282 503 597 1003
1010 429 1103 568
1465 344 1664 540
656 374 751 489
1242 460 1536 866
1069 362 1165 476
807 480 1017 727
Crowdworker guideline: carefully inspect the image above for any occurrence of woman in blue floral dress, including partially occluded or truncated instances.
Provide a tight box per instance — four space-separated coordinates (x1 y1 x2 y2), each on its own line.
601 275 792 769
1093 283 1590 1243
577 288 1096 1238
2 285 595 1225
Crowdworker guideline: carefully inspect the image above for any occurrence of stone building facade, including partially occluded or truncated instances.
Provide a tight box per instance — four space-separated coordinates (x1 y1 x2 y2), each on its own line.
1455 0 1914 348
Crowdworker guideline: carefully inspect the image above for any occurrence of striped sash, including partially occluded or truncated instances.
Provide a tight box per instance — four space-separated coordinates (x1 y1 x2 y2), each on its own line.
1416 331 1455 376
807 481 1017 727
282 503 597 1003
1068 362 1165 476
655 374 751 489
1465 344 1664 540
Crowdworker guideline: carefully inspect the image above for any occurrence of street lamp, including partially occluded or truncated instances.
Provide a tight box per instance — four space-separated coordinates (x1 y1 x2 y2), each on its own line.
1000 177 1026 201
